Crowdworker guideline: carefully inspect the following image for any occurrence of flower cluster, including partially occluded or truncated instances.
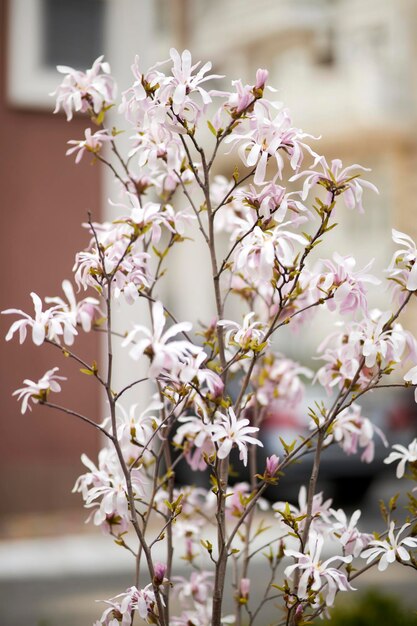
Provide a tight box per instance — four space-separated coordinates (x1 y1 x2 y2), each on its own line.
3 281 100 346
284 529 355 606
311 403 387 463
52 55 116 121
95 584 159 625
316 310 416 394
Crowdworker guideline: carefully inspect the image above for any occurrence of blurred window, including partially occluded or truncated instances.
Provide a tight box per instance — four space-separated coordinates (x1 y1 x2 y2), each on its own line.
7 0 107 108
42 0 106 70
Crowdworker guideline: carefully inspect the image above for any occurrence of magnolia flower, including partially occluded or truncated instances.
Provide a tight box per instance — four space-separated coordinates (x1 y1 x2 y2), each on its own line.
234 224 306 283
160 48 223 119
13 367 66 414
330 508 373 557
45 279 102 333
274 486 332 533
111 194 169 245
218 312 266 351
173 414 216 471
386 229 417 294
210 407 263 466
52 56 116 121
240 182 311 224
121 300 200 379
290 157 378 212
97 584 159 625
315 403 388 464
284 529 354 606
3 292 77 346
361 522 417 571
128 117 188 181
173 571 214 605
404 365 417 401
101 400 162 459
316 314 415 394
359 310 409 368
78 451 146 531
66 128 112 163
119 55 167 124
254 353 313 408
384 438 417 478
225 100 315 184
314 253 380 315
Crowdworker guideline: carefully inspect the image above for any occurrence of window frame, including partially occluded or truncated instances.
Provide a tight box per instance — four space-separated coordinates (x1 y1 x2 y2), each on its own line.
7 0 109 109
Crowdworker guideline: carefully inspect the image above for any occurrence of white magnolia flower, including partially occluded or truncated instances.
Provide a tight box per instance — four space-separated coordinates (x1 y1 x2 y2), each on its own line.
384 438 417 478
387 229 417 292
330 508 373 557
361 522 417 571
52 55 116 121
218 312 266 351
122 300 201 379
210 407 263 466
284 529 354 606
12 367 66 413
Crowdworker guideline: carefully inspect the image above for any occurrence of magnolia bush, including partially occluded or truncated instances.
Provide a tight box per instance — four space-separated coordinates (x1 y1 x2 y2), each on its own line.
4 49 417 626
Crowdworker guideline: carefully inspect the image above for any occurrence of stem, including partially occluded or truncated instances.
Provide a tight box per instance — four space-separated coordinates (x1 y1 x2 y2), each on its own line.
41 401 113 440
103 279 167 626
212 457 229 626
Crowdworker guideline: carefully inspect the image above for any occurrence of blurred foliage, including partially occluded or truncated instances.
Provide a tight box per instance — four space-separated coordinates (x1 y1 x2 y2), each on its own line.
318 589 417 626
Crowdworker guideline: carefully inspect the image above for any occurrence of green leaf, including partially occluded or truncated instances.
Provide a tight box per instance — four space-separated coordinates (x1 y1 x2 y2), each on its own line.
207 120 217 136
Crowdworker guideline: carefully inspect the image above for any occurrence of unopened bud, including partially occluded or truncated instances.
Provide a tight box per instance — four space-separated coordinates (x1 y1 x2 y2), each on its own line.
266 454 279 476
255 68 268 90
239 577 250 602
153 562 167 586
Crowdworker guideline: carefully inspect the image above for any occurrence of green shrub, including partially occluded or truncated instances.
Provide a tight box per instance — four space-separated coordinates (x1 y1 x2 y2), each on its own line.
318 589 417 626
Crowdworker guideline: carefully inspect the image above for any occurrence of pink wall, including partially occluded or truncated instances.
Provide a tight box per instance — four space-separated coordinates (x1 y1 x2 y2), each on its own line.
0 0 102 515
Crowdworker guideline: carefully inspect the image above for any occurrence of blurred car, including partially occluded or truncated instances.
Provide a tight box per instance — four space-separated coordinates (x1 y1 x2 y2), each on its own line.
259 386 417 507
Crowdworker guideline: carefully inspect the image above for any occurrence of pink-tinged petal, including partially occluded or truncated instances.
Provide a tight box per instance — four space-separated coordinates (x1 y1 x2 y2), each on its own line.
181 49 192 75
152 301 166 341
4 319 24 342
32 322 45 346
148 351 166 379
397 546 411 561
343 187 356 210
404 365 417 384
30 292 43 317
129 338 151 361
406 263 417 291
173 83 187 106
75 149 85 164
246 143 261 167
18 324 28 344
254 151 268 185
217 438 233 459
162 321 192 343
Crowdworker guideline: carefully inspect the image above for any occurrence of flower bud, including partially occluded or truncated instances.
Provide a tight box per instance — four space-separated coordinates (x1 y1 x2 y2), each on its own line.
239 577 250 603
153 562 167 586
266 454 279 476
255 68 268 90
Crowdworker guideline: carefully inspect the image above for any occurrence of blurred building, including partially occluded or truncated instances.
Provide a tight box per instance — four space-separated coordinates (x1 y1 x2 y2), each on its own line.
1 0 417 522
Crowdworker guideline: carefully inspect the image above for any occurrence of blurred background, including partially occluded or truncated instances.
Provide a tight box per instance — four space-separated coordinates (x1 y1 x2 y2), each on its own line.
2 0 417 624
